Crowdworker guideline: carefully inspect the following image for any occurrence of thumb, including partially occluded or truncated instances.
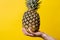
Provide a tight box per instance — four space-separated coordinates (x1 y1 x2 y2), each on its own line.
28 27 34 34
22 27 34 36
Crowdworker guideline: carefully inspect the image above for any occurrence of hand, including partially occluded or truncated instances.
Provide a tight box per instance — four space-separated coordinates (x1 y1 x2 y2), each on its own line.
22 27 43 37
22 27 55 40
22 27 34 36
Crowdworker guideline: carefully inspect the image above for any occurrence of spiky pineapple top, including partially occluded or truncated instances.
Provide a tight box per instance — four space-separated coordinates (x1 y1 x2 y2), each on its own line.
26 0 40 10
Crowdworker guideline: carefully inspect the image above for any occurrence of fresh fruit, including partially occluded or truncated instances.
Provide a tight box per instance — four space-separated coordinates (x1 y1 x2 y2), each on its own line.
22 0 40 32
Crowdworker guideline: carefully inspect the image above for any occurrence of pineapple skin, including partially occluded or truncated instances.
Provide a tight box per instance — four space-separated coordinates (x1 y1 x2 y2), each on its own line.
22 10 40 32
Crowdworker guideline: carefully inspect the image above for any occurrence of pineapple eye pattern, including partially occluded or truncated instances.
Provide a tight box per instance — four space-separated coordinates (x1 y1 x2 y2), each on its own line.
26 21 29 24
22 10 40 32
27 17 30 20
29 20 32 23
25 25 28 28
22 0 40 32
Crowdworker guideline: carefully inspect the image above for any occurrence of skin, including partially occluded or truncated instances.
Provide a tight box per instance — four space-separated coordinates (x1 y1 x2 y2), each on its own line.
22 27 55 40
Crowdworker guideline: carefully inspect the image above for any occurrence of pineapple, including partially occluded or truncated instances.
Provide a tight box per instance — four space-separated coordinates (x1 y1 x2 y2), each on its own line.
22 0 40 32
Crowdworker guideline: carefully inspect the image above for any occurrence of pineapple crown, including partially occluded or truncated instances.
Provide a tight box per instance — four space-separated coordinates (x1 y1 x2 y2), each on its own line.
26 0 40 10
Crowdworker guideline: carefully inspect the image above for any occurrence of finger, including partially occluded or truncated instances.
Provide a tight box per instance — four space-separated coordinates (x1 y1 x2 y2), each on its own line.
22 27 34 36
28 27 34 34
28 27 42 35
33 32 42 36
28 27 42 36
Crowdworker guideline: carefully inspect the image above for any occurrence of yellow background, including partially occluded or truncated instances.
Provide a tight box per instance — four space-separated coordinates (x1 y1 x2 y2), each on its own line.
0 0 60 40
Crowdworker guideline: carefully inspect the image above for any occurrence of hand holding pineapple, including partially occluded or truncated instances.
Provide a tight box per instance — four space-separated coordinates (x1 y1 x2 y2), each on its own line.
22 0 55 40
22 27 55 40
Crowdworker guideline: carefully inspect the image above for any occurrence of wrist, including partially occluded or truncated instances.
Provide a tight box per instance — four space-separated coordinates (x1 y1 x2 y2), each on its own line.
40 32 48 40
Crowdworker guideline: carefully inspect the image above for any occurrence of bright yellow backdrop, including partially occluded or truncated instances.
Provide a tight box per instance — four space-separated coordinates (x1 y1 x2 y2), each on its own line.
0 0 60 40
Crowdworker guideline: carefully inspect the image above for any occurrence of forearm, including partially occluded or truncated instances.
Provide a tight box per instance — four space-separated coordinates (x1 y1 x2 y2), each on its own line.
41 32 55 40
